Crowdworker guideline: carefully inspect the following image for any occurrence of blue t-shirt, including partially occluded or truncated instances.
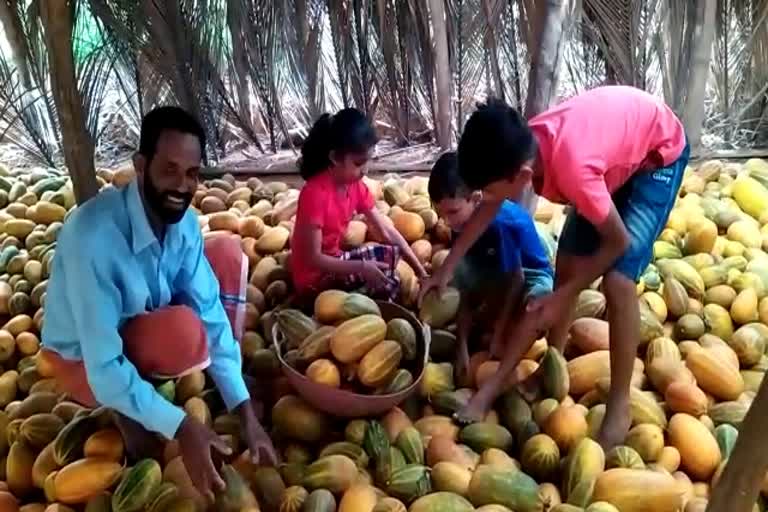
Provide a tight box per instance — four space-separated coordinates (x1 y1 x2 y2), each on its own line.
461 200 553 276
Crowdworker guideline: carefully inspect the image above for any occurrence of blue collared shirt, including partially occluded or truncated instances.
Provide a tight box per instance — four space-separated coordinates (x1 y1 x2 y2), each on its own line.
42 180 249 439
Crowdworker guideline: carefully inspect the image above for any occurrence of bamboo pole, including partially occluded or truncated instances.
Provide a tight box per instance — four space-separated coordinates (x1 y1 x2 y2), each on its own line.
707 375 768 512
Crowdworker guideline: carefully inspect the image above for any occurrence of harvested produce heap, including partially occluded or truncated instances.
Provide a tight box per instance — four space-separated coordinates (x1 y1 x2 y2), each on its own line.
0 158 766 511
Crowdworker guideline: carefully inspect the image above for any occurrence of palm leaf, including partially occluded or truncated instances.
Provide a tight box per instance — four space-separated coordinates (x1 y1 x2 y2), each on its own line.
446 0 487 131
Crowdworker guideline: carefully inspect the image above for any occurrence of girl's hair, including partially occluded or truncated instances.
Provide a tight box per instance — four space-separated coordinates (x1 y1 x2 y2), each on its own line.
299 108 378 179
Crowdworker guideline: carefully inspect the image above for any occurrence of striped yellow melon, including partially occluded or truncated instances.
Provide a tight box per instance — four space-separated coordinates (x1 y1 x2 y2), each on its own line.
668 413 721 481
357 340 402 388
330 315 387 363
592 469 681 512
54 458 123 504
685 349 744 401
305 359 341 388
314 290 349 324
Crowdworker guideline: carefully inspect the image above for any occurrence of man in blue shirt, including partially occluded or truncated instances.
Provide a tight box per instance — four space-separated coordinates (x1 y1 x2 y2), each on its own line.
428 152 553 422
41 106 277 498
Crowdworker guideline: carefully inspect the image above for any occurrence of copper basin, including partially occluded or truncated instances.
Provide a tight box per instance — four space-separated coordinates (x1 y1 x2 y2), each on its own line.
273 301 431 417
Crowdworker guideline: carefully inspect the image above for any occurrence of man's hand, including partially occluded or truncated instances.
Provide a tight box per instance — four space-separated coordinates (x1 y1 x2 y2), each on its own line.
238 400 279 466
417 266 451 306
176 415 232 502
526 290 574 334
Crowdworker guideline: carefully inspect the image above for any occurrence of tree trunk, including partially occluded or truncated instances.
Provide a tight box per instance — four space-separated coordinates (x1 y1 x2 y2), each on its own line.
707 374 768 512
523 0 570 214
428 0 452 150
524 0 570 118
0 0 32 89
681 0 716 155
40 0 98 204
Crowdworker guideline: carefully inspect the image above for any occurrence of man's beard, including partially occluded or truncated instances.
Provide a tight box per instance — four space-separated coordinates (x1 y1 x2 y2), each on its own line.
143 174 193 224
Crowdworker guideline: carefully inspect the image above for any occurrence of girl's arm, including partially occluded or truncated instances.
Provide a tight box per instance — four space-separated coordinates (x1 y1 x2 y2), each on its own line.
364 208 427 278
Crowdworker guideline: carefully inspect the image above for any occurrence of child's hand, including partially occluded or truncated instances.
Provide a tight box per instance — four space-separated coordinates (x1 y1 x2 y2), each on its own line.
418 267 451 306
360 261 391 291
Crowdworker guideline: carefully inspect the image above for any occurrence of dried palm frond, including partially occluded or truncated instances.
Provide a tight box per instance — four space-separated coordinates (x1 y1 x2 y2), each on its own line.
446 0 487 131
406 0 437 129
89 0 231 161
0 64 58 166
1 0 113 167
284 0 327 128
562 5 607 95
581 0 660 88
236 0 291 152
371 0 436 145
708 0 768 147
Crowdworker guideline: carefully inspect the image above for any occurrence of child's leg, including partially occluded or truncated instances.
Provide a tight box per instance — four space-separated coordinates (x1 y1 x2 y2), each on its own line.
488 271 525 358
455 291 472 383
598 270 637 448
456 303 539 423
596 143 690 449
544 253 583 352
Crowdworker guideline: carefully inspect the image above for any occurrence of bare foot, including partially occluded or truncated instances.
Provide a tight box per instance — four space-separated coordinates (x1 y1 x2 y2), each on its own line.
597 402 632 451
455 387 495 425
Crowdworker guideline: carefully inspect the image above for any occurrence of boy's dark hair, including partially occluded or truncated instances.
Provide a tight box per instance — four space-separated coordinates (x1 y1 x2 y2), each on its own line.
457 98 537 190
139 106 206 163
299 108 379 179
428 151 472 202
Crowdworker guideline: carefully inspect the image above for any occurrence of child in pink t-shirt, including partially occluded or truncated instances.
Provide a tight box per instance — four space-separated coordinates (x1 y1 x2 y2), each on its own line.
291 108 426 302
421 86 689 449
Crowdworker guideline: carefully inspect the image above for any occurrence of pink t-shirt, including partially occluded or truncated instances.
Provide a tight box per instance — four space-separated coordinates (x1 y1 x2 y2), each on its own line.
291 171 375 291
530 86 686 225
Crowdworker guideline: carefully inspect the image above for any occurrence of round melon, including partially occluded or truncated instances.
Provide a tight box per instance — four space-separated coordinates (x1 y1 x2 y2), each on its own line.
625 424 664 462
668 413 721 481
305 359 341 388
520 434 560 481
542 406 587 453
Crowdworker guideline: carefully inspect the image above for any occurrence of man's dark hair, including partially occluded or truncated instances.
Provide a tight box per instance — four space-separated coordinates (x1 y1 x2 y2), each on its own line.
428 151 472 202
138 106 206 163
457 98 537 190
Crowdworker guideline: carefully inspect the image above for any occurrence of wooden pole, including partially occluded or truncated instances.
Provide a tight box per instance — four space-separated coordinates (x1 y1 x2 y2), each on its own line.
707 375 768 512
428 0 452 150
40 0 99 204
682 0 717 154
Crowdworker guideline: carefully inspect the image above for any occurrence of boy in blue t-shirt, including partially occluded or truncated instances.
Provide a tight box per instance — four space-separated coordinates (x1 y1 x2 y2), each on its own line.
429 152 553 422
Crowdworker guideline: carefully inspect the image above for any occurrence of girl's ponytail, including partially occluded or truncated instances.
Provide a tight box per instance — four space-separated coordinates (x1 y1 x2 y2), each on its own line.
298 113 335 180
298 108 378 180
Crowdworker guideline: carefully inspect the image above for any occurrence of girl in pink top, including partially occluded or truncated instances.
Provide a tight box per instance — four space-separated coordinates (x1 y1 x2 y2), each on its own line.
421 86 689 448
291 109 426 303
